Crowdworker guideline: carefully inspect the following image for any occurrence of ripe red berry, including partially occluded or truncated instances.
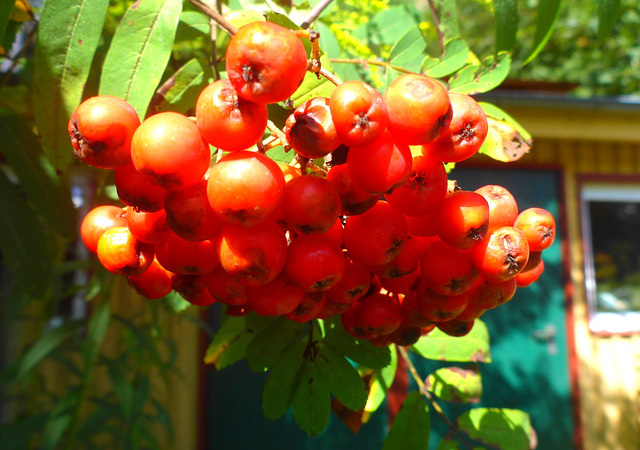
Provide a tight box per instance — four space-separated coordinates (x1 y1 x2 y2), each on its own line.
225 21 308 104
384 73 452 145
514 207 556 252
68 95 140 169
244 274 305 316
127 256 173 300
196 79 268 152
346 130 412 195
420 240 479 295
285 97 342 159
422 93 488 163
207 151 285 227
114 161 166 212
126 206 170 244
329 80 388 147
80 205 127 254
155 231 220 275
284 235 346 292
435 190 490 249
96 226 154 276
281 175 341 234
131 111 211 191
472 226 530 281
475 185 519 234
344 200 408 266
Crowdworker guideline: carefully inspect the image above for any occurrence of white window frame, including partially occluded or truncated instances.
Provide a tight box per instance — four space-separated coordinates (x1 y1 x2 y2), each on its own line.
581 182 640 334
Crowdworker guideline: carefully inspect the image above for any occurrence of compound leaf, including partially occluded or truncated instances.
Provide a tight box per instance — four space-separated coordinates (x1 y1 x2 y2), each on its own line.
323 316 391 369
423 38 469 79
448 52 511 95
150 58 212 115
204 316 252 370
245 316 305 373
388 26 426 73
523 0 561 65
494 0 518 53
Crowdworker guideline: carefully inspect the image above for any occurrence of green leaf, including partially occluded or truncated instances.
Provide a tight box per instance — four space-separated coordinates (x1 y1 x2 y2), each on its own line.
522 0 561 66
381 391 430 450
0 170 53 298
364 345 397 414
597 0 622 41
0 0 12 44
151 58 212 115
160 290 191 312
411 319 491 363
32 0 110 171
11 321 83 383
370 5 422 47
448 52 511 95
266 145 295 164
83 300 111 366
426 365 482 403
388 27 426 73
0 412 49 449
422 38 469 79
0 109 76 240
457 408 535 449
316 344 367 411
494 0 518 53
477 102 532 163
175 10 210 42
106 361 135 419
291 358 331 437
204 313 273 369
262 339 306 420
245 316 305 372
99 0 183 119
41 390 81 450
323 317 391 369
436 435 460 449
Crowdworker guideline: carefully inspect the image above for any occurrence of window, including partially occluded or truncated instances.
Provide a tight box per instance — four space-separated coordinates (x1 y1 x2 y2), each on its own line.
581 181 640 334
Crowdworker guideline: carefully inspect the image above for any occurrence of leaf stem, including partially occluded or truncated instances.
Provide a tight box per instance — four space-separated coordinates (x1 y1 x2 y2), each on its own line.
187 0 237 36
329 58 414 75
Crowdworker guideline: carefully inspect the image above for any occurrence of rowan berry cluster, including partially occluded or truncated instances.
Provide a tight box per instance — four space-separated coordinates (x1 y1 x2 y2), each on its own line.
69 20 555 345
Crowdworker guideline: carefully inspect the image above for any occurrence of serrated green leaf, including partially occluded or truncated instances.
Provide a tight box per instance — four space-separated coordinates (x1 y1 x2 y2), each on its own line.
291 358 331 437
522 0 561 66
426 365 482 403
262 339 306 419
100 0 183 119
448 52 511 95
323 317 391 369
0 109 75 240
411 319 491 363
381 391 430 450
152 58 212 114
32 0 110 171
0 0 12 44
316 344 367 411
370 5 421 47
457 408 534 450
175 10 210 42
423 38 469 79
388 27 425 73
246 316 305 372
364 344 397 414
597 0 622 42
0 170 53 299
494 0 518 53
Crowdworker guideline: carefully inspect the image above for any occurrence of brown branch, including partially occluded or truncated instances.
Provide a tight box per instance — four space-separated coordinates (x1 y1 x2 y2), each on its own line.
300 0 334 30
187 0 237 36
318 66 342 85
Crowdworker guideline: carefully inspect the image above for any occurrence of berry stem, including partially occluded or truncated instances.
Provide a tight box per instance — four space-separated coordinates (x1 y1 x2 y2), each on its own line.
318 67 342 86
187 0 237 36
267 120 289 152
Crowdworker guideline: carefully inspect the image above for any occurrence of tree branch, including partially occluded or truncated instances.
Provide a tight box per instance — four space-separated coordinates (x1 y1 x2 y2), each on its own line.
301 0 334 30
187 0 237 36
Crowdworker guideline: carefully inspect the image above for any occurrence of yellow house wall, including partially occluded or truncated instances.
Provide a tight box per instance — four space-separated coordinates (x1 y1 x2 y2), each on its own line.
486 101 640 450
